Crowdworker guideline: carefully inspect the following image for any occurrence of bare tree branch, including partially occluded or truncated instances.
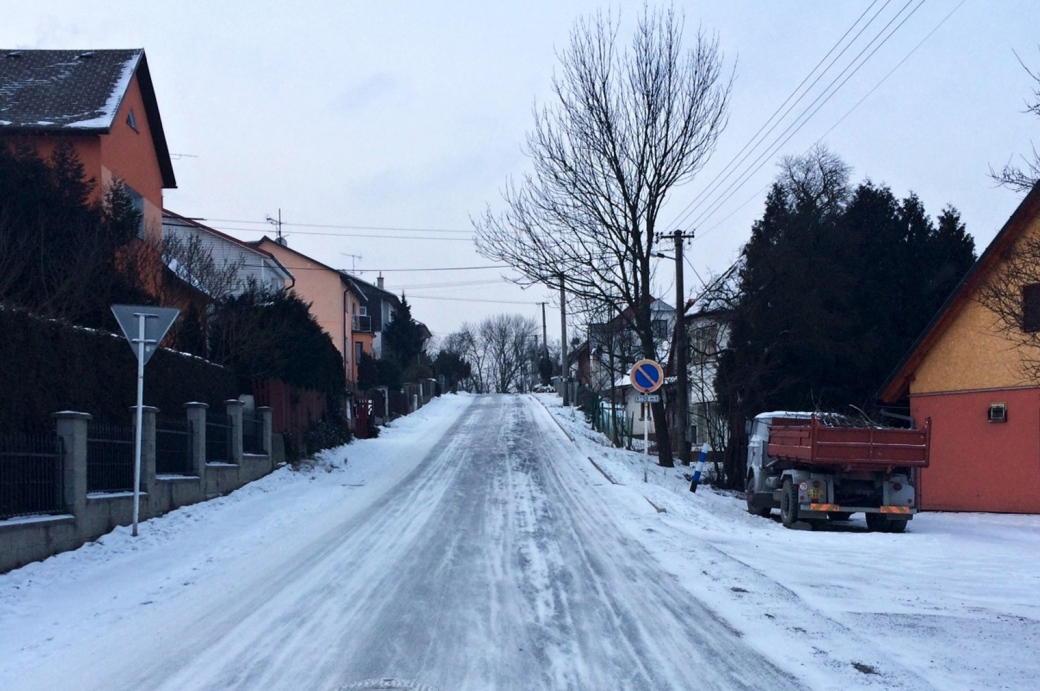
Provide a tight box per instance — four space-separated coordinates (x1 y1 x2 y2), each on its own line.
474 4 731 466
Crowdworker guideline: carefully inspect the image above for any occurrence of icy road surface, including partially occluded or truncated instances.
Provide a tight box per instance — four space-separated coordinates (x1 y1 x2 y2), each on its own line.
1 395 793 690
3 393 1039 690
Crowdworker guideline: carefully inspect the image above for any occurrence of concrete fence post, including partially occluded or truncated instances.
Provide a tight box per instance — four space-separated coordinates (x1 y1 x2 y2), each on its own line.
130 405 158 491
184 402 208 475
225 399 244 464
52 411 91 517
257 406 273 455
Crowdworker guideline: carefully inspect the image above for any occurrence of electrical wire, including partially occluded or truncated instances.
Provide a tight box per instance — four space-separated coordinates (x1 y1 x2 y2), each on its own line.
681 0 928 232
665 0 889 229
694 0 960 240
205 218 474 234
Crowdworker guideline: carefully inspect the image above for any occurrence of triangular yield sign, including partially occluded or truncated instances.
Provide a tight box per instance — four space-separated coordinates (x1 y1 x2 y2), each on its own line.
111 305 180 365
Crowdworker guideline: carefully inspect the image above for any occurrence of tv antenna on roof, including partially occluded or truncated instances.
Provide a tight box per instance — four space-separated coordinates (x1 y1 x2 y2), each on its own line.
342 253 362 273
266 208 286 245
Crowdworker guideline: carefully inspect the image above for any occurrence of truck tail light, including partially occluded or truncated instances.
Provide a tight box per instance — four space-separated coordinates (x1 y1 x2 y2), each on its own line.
812 480 821 488
893 482 903 491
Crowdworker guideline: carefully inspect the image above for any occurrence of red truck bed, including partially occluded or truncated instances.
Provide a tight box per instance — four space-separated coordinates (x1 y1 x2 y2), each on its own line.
767 416 930 472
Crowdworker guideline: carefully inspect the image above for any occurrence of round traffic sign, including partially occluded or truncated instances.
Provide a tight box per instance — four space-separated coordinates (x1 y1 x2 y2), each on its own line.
630 359 664 393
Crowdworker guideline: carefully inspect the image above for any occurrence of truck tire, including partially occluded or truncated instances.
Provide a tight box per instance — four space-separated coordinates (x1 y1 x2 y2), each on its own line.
885 518 907 533
780 478 798 528
866 513 907 533
745 474 771 518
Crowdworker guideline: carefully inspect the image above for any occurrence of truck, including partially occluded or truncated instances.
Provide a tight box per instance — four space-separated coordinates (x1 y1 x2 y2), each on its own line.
743 412 930 532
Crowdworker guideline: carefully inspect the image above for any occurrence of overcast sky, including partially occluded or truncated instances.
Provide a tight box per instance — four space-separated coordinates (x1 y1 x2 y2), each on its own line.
3 1 1037 343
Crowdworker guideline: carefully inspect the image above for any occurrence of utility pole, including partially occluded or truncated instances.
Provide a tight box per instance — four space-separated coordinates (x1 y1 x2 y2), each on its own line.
559 275 569 407
673 229 695 465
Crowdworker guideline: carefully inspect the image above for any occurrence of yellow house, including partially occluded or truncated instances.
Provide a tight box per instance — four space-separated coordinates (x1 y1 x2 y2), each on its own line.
880 183 1040 513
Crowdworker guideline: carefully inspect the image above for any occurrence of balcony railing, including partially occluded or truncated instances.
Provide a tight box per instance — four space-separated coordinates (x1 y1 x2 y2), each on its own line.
353 315 372 332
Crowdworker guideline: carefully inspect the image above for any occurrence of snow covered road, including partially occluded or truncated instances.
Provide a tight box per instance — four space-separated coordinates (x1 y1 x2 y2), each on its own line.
2 394 794 690
3 392 1039 690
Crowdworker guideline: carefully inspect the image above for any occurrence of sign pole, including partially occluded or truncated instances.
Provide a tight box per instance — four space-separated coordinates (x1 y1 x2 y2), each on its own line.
111 304 180 538
132 313 146 537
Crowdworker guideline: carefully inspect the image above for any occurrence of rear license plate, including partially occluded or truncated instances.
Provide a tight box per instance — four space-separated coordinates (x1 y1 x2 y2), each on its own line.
808 488 824 502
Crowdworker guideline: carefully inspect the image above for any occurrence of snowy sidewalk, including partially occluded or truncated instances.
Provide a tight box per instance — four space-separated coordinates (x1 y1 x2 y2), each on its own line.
536 393 1040 691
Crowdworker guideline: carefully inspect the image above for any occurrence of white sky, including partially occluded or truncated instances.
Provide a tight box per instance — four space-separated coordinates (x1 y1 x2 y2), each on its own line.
3 1 1036 342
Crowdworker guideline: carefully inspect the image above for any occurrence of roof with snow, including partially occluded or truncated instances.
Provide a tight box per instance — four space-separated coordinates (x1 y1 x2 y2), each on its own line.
0 48 175 187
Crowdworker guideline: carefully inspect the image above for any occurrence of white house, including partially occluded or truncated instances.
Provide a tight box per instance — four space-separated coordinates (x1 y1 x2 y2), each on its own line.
162 210 293 296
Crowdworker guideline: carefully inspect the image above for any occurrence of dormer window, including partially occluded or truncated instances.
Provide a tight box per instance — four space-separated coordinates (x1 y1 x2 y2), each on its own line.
126 108 138 132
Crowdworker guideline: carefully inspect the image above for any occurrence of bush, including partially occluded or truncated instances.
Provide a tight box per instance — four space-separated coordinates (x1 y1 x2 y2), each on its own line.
0 306 237 433
304 417 353 455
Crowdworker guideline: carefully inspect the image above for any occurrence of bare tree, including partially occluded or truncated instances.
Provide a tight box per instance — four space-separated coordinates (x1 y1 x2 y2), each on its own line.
161 232 245 301
475 4 731 466
478 314 539 393
976 233 1040 381
991 49 1040 193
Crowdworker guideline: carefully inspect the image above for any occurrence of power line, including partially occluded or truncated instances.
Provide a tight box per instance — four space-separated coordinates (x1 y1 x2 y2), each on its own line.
694 0 966 240
205 218 473 234
683 0 927 232
205 225 474 242
666 0 889 228
406 294 542 305
354 265 503 272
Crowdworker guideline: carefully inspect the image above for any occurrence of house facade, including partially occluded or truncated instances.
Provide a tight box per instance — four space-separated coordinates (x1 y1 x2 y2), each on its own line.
586 299 675 394
162 211 293 296
0 49 176 242
250 237 366 389
880 184 1040 513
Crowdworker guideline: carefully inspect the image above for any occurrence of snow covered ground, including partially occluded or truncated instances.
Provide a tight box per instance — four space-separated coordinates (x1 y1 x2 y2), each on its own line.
0 392 1037 690
541 395 1040 691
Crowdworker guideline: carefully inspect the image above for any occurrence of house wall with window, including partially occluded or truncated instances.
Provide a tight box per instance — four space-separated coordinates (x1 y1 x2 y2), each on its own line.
253 238 361 390
880 183 1040 513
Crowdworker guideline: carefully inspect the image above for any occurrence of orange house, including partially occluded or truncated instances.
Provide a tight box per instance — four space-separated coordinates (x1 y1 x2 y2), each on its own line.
880 183 1040 513
0 49 176 242
250 237 370 389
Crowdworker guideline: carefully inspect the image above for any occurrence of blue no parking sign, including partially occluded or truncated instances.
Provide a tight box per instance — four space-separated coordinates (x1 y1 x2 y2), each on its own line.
630 359 664 393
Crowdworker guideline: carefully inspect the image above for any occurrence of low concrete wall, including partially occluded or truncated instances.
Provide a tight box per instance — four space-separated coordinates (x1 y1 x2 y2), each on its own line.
0 405 282 574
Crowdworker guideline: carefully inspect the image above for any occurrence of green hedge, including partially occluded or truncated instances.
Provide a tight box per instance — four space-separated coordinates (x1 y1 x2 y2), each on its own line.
0 307 237 433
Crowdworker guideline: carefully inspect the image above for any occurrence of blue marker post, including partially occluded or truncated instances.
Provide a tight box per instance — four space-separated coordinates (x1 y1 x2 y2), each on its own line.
689 442 710 492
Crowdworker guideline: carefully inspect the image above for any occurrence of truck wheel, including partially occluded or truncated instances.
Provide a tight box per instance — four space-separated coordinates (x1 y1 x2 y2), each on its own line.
865 513 886 531
866 513 906 533
745 474 771 518
780 478 798 528
827 512 853 521
885 518 907 533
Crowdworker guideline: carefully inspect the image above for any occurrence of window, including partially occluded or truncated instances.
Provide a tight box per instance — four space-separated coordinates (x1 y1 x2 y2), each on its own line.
355 342 363 366
125 108 138 132
1024 284 1040 332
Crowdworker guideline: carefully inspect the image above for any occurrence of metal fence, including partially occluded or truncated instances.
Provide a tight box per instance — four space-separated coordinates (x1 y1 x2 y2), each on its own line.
156 417 194 475
242 412 264 455
0 432 66 520
206 412 232 463
87 422 134 493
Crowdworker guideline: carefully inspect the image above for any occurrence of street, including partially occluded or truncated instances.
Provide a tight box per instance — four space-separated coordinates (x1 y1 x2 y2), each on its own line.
2 394 1039 690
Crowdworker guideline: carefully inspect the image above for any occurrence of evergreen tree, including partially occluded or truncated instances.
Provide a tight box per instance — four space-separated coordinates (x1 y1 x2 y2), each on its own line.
382 295 426 372
717 148 976 486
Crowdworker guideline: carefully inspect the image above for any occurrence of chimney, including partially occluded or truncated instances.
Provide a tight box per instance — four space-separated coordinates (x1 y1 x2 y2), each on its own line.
377 274 384 290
